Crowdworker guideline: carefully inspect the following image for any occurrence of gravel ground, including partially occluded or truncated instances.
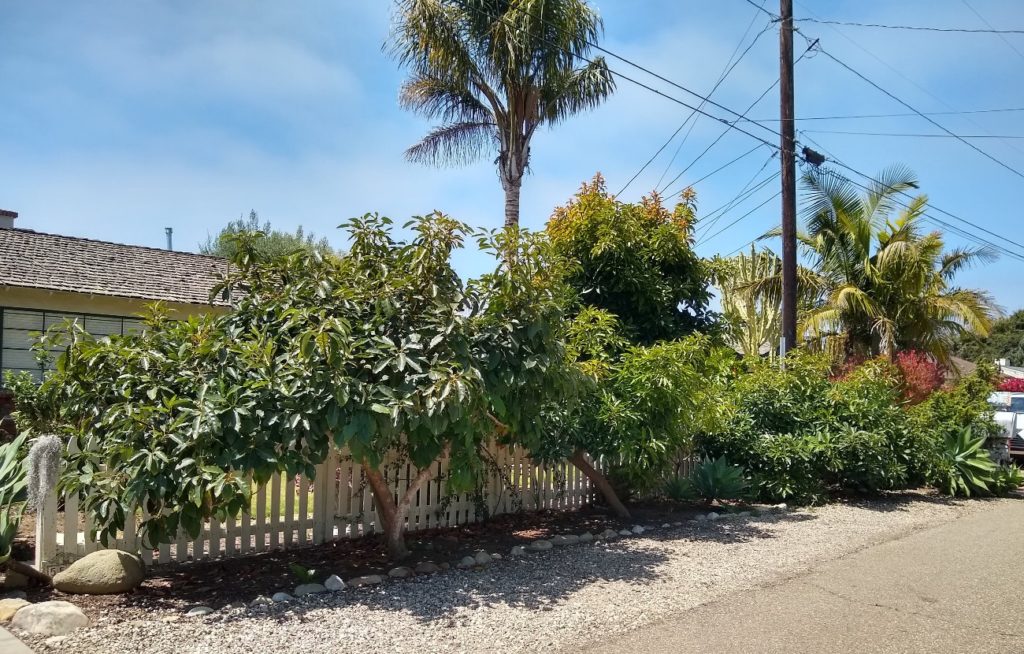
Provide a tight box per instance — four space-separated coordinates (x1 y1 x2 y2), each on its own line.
20 493 1012 654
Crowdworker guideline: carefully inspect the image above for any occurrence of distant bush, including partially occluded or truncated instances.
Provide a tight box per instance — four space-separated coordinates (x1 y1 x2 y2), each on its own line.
664 456 747 504
997 377 1024 392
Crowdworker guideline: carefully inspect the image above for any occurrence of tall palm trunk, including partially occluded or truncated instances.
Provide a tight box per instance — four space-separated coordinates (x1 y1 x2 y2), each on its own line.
502 175 522 228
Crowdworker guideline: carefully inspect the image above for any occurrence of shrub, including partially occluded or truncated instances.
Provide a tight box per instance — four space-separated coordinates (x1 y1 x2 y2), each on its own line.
935 427 997 497
895 350 945 405
997 377 1024 392
664 456 747 504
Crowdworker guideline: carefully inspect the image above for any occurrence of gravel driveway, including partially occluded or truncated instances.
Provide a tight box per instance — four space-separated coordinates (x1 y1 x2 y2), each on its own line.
21 493 1011 654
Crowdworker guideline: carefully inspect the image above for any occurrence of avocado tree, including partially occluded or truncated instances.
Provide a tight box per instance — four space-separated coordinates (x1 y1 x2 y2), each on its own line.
44 213 569 559
508 179 730 518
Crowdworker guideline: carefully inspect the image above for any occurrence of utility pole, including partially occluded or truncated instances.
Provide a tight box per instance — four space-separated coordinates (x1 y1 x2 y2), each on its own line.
779 0 798 354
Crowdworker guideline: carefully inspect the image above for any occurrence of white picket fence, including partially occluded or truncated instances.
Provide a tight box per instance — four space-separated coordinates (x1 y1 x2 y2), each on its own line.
33 443 596 575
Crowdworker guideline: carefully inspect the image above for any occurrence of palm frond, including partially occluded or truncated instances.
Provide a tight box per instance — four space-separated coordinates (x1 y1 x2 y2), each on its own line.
405 121 498 166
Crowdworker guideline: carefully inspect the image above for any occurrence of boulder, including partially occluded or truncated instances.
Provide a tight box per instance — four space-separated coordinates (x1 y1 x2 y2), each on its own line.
414 562 441 575
0 598 29 621
52 550 145 595
271 592 294 603
294 583 327 596
10 600 89 636
528 539 552 552
387 567 414 579
324 575 346 591
347 575 382 588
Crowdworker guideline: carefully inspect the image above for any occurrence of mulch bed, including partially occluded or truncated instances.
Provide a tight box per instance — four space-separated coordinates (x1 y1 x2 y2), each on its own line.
10 501 708 618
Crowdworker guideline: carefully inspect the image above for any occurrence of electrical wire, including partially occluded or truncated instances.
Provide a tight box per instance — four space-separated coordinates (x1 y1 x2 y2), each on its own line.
798 133 1024 262
695 162 778 239
960 0 1024 62
794 17 1024 35
741 107 1024 121
616 6 773 198
816 46 1024 180
696 189 782 247
802 129 1024 139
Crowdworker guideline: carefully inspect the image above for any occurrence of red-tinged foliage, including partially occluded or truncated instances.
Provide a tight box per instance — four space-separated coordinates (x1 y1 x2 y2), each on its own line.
895 350 946 405
997 377 1024 392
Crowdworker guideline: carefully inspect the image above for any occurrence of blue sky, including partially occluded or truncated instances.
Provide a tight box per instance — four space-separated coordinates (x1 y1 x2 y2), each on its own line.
3 1 1024 310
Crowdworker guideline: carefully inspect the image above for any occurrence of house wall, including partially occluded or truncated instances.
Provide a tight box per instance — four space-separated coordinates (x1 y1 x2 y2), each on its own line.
0 286 227 383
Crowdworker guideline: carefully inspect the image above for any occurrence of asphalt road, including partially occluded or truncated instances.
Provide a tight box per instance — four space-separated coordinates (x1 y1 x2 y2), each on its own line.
585 498 1024 654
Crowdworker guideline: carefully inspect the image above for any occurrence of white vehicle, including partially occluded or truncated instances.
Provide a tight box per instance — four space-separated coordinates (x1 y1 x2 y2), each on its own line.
988 392 1024 462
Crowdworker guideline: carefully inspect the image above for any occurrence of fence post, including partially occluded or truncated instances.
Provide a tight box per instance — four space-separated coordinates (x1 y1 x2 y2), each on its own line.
34 481 58 570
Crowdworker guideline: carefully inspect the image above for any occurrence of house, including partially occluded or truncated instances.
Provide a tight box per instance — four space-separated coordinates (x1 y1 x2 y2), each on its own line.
0 210 230 384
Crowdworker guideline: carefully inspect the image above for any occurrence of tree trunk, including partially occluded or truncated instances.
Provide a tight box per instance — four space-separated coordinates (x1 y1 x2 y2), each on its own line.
361 452 445 560
569 450 630 519
502 175 522 228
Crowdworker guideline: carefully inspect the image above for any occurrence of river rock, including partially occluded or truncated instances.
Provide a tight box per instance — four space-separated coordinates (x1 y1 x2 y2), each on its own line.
550 535 569 547
348 575 383 587
271 592 293 603
324 575 346 591
578 532 594 543
457 556 476 569
599 528 618 539
473 551 492 565
52 550 145 595
528 539 553 552
185 606 214 617
618 529 632 536
294 583 327 596
0 598 29 621
249 596 273 607
631 525 645 535
509 545 526 557
388 567 414 579
414 562 441 574
10 600 89 636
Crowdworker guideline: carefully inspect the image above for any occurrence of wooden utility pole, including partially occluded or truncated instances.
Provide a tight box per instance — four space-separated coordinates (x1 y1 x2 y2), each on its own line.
779 0 798 354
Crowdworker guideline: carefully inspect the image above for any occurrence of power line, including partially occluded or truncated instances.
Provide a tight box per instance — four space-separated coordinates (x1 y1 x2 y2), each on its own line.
742 107 1024 121
696 164 779 239
816 46 1024 181
794 17 1024 35
791 0 1024 158
961 0 1024 62
659 40 815 198
803 129 1024 139
696 188 781 247
616 7 773 198
686 143 766 190
798 133 1024 262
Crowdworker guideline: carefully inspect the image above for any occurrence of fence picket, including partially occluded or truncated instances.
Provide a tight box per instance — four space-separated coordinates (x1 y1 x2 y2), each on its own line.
34 442 641 572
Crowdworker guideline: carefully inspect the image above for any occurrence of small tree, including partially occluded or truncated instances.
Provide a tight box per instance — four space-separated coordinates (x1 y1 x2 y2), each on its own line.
45 214 569 559
199 210 334 260
547 175 715 344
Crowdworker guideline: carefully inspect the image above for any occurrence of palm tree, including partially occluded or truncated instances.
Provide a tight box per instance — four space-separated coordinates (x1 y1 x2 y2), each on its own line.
390 0 615 227
795 166 999 363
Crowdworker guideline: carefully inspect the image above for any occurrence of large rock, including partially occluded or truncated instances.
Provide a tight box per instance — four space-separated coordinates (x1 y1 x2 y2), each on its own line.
52 550 145 595
294 583 326 596
10 600 89 636
0 598 29 621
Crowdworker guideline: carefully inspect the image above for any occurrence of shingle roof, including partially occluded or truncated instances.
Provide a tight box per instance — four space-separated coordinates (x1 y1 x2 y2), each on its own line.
0 228 230 306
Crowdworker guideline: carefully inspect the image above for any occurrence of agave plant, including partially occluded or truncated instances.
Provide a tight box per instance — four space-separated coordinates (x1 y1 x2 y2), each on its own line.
665 456 747 505
940 427 997 497
0 433 29 564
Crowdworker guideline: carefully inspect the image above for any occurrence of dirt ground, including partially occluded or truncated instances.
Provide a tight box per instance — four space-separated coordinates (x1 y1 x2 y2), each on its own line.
9 500 714 618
